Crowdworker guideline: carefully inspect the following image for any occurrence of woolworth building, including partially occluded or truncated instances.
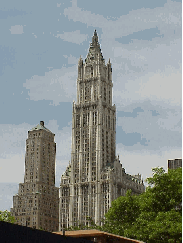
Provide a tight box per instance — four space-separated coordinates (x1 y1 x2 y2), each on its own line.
11 30 145 232
59 30 145 230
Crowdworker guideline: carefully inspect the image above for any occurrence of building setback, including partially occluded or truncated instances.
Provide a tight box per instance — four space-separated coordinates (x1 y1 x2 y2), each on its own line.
59 30 145 230
11 121 59 232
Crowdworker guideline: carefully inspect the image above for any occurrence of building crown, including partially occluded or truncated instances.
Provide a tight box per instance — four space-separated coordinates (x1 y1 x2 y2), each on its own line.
85 30 104 64
29 121 53 134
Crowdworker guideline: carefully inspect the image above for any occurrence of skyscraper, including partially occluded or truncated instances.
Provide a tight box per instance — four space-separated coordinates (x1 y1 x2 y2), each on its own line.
11 121 59 232
59 30 145 230
168 158 182 170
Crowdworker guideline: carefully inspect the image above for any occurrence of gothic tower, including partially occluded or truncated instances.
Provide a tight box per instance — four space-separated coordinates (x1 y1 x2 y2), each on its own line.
11 121 59 232
59 31 145 230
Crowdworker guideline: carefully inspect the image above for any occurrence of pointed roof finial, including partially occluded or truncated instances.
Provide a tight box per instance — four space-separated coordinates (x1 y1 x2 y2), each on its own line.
85 30 104 63
92 30 98 45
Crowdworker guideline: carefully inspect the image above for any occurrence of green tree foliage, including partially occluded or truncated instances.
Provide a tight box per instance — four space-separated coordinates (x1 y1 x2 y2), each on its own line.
102 167 182 243
102 190 141 236
0 210 16 224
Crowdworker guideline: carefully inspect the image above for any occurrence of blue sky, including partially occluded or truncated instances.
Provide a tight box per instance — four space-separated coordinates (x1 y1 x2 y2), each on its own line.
0 0 182 211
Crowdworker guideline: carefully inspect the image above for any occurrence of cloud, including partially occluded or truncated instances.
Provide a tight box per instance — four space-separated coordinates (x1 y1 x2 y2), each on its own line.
112 36 181 72
116 100 181 151
0 183 19 211
0 155 25 183
64 0 181 37
32 33 37 38
64 4 107 28
63 54 78 65
0 123 29 158
55 30 88 45
23 65 78 105
113 64 181 108
116 145 182 185
9 25 24 34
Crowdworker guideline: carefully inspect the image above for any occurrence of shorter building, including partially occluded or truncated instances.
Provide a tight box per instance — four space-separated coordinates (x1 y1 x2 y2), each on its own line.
53 229 145 243
11 121 59 232
168 158 182 170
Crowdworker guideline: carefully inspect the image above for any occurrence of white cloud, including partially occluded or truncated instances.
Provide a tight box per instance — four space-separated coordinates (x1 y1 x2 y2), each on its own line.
0 123 29 182
56 30 88 45
113 64 181 108
64 0 181 38
116 104 181 151
116 144 182 185
9 25 24 34
63 54 78 65
23 66 78 105
137 68 181 105
0 123 29 158
0 154 25 183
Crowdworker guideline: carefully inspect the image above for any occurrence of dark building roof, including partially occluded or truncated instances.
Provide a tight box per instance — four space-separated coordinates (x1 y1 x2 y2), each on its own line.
0 221 92 243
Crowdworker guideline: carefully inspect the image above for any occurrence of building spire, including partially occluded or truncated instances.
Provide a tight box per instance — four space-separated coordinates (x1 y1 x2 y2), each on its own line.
85 29 104 64
91 29 99 46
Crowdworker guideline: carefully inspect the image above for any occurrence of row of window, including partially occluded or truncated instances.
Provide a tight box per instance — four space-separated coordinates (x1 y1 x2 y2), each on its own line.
75 114 115 131
78 81 112 104
28 133 53 140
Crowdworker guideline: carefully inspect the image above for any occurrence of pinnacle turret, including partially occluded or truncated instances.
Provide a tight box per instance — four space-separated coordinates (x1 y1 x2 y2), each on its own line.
78 55 83 65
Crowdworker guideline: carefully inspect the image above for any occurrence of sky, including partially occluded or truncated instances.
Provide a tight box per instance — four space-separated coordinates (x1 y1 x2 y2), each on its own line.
0 0 182 211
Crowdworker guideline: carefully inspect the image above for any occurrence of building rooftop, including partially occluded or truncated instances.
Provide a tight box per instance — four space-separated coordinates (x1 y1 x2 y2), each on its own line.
85 30 105 64
29 121 53 134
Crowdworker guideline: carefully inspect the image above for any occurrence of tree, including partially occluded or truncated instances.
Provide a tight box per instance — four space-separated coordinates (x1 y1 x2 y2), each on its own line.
102 189 141 236
0 210 16 224
101 167 182 243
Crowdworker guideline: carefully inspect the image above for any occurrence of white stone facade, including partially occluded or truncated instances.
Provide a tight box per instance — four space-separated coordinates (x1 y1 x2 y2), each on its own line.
59 30 145 230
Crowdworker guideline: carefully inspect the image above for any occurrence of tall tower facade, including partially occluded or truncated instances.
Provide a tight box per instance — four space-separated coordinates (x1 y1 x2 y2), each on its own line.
11 121 59 232
59 31 145 230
